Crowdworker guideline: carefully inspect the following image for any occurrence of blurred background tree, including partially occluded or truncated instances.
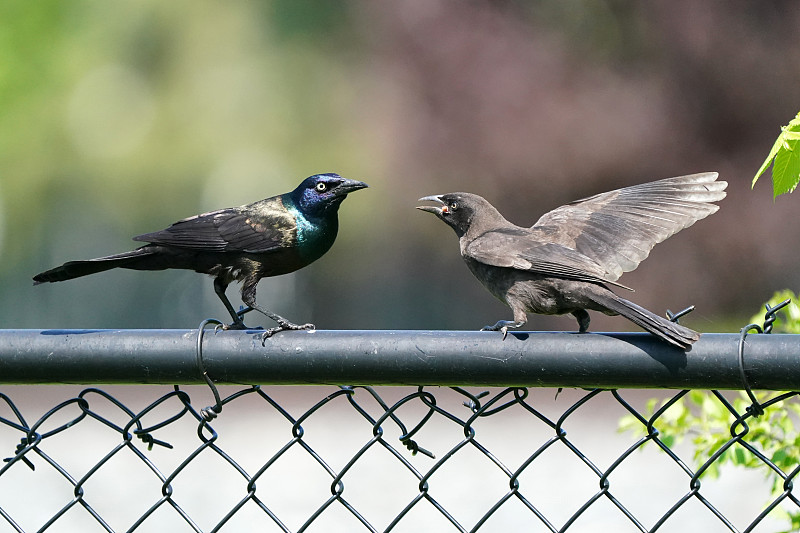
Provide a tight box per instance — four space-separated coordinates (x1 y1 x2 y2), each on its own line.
2 0 799 333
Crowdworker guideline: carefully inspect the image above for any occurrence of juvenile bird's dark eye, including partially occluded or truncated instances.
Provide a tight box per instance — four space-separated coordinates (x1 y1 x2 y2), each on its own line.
315 182 328 192
449 202 458 211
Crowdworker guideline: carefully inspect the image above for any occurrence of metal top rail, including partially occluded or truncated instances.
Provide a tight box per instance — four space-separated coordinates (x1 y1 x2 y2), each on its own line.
0 329 797 389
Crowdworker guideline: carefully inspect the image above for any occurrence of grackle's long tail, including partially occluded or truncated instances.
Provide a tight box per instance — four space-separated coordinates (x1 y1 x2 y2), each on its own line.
33 248 156 284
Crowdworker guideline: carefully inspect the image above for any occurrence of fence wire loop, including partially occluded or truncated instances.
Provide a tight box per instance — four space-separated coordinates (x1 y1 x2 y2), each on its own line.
81 387 175 451
738 324 764 416
737 298 793 418
345 385 437 458
0 393 36 470
453 387 491 412
195 318 225 421
397 388 437 457
5 437 36 471
762 298 791 334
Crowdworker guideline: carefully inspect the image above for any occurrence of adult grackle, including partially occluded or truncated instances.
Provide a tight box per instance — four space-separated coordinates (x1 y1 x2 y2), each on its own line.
34 173 368 338
417 172 727 349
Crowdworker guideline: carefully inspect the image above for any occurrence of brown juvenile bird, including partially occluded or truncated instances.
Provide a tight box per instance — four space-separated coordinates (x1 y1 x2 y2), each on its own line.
417 172 726 349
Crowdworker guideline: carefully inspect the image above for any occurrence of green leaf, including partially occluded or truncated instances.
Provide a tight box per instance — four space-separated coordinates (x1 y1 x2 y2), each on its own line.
617 414 641 434
753 111 800 198
772 448 790 467
688 390 705 407
733 447 748 465
701 394 725 420
771 137 800 197
704 460 721 479
754 132 786 185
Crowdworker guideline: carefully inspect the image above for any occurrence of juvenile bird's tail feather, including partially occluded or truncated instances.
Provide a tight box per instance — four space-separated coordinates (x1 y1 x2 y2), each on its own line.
33 248 156 284
590 292 700 349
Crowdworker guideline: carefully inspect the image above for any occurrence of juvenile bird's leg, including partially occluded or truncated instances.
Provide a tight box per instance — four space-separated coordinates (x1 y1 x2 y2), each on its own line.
572 309 591 333
214 277 248 329
240 279 314 342
482 304 527 340
481 320 526 340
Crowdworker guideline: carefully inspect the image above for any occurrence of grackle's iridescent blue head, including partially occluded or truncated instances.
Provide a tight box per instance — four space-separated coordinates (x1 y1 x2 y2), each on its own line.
289 173 369 219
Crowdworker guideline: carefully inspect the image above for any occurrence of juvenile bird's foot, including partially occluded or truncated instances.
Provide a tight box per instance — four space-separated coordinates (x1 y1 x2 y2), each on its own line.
481 320 525 340
571 309 591 333
260 320 315 345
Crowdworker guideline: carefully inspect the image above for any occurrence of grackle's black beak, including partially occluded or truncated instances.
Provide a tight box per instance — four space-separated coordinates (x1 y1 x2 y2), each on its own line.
334 179 369 196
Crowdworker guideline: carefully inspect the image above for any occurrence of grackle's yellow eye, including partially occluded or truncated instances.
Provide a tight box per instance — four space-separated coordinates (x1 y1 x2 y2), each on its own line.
315 182 328 192
449 202 458 211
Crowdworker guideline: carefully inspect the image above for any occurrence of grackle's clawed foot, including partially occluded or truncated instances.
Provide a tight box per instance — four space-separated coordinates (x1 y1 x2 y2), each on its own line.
221 319 265 332
215 305 268 332
481 320 525 340
261 321 315 345
218 314 265 333
221 323 265 333
212 305 253 332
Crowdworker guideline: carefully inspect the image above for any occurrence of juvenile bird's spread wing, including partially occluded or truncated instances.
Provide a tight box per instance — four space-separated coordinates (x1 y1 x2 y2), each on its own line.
464 230 630 289
529 172 726 281
133 201 296 253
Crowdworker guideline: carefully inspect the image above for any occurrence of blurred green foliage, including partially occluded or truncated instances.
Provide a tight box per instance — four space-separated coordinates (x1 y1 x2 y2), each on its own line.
0 1 381 329
619 390 800 532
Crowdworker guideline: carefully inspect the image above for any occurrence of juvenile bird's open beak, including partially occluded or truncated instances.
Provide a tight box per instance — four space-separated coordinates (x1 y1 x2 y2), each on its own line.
416 195 445 215
335 179 369 195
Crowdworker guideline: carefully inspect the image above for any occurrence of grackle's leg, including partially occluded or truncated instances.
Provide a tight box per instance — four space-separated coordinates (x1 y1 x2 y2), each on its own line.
241 279 314 342
214 277 248 329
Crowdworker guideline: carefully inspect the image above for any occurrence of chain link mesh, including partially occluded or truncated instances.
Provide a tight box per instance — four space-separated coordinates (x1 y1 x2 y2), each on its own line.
1 383 798 532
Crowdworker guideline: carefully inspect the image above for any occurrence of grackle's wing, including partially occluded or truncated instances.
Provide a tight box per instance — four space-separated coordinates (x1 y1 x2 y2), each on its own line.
132 202 296 253
529 172 726 281
464 230 631 289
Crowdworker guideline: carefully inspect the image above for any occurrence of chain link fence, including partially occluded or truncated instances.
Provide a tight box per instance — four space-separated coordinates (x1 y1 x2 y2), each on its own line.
1 307 798 532
1 384 798 532
0 387 800 531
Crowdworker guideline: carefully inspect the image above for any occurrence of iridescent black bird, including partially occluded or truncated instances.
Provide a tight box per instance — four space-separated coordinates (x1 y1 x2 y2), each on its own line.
34 173 368 337
417 173 726 349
